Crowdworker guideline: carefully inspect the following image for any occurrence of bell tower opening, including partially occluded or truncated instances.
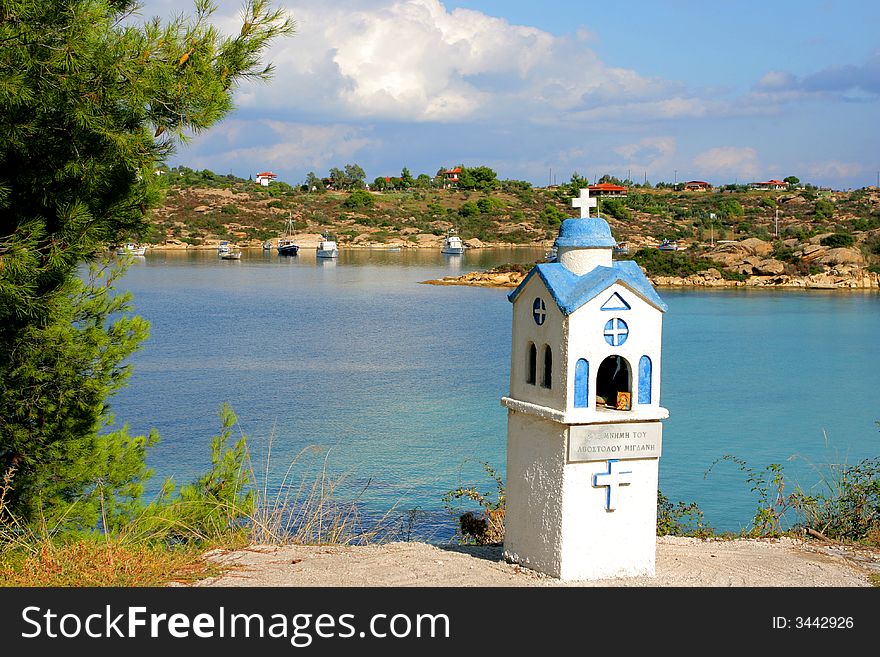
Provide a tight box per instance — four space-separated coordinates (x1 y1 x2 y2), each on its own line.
596 355 631 408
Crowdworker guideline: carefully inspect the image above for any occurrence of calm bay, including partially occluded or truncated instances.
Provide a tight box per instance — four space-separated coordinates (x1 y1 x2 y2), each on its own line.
109 248 880 540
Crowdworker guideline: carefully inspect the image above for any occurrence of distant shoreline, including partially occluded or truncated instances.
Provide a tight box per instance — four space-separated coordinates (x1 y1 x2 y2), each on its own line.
420 269 880 290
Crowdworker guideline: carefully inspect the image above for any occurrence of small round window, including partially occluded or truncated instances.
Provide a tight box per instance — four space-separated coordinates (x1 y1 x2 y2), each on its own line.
532 298 546 325
603 318 629 346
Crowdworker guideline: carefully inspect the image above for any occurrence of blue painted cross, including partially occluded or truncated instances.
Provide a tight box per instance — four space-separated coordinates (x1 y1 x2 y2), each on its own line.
603 318 629 346
533 298 546 325
592 459 633 511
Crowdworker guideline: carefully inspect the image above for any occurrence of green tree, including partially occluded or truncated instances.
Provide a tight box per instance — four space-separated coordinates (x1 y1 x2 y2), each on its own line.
459 166 498 192
305 172 324 191
0 0 293 527
344 163 366 189
783 176 800 187
400 167 414 189
328 167 346 189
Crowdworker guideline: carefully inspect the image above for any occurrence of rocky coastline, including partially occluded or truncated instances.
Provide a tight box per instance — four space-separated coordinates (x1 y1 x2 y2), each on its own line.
421 235 880 290
422 266 880 290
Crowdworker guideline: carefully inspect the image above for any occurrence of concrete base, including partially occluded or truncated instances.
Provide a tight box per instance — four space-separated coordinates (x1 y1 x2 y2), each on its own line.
503 409 659 580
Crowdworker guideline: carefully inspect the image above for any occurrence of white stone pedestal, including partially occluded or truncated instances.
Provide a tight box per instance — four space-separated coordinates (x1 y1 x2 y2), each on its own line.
503 410 661 580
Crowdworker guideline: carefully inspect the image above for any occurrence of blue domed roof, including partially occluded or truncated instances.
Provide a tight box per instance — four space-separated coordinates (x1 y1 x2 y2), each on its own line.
553 216 617 248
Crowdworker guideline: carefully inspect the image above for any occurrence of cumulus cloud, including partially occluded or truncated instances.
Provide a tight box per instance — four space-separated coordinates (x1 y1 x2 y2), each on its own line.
692 147 760 180
189 0 706 125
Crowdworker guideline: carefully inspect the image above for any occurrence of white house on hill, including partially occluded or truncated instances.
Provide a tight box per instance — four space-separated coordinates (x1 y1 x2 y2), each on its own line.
255 171 277 186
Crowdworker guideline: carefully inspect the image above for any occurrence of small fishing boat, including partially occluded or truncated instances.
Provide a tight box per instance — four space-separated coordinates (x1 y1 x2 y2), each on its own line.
115 242 146 256
219 250 242 260
277 217 300 256
613 242 630 255
262 240 273 250
316 233 339 259
657 239 678 252
441 229 465 255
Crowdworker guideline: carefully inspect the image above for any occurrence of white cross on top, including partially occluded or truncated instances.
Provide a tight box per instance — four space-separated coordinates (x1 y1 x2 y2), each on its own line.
571 188 597 218
592 459 633 511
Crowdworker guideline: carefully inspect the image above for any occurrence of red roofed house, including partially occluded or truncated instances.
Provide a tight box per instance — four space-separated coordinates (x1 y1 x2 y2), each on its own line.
442 167 462 188
255 171 277 187
749 179 788 191
683 180 712 191
588 182 628 197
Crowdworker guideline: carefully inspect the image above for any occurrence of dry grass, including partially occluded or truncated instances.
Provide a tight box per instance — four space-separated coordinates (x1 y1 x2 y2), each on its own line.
245 433 397 546
0 427 398 586
0 540 219 587
0 467 220 586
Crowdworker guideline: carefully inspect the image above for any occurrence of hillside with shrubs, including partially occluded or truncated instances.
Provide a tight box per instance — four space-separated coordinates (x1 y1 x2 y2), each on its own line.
145 166 880 286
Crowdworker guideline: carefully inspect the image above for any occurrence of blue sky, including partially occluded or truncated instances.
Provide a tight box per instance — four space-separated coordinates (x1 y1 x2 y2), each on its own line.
142 0 880 189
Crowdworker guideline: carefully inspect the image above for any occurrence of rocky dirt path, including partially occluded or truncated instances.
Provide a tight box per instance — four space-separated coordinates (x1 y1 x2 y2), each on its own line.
194 536 877 587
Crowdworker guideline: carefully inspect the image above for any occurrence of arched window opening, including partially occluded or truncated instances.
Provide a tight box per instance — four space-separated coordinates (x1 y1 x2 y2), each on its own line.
574 359 589 408
541 345 552 389
526 343 537 385
638 355 652 404
596 355 631 409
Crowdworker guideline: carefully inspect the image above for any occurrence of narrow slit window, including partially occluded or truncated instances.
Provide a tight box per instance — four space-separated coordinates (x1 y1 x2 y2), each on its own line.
542 345 552 389
527 343 537 385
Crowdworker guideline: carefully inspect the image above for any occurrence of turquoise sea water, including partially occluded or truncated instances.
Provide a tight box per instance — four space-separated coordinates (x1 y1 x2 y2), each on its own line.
109 248 880 540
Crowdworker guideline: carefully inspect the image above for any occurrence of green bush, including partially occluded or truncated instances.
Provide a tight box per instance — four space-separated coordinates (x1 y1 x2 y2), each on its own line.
539 203 567 226
633 247 732 278
600 199 631 221
476 196 505 214
343 189 375 209
820 233 854 248
814 198 835 220
657 492 712 537
458 201 479 217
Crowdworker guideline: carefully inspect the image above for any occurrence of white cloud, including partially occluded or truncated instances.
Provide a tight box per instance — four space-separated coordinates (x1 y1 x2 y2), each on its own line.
181 120 378 174
692 147 760 180
206 0 702 125
615 136 675 164
806 160 863 180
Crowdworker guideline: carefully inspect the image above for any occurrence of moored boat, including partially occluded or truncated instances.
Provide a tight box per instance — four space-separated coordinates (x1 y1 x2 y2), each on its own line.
115 242 146 256
316 233 339 258
441 229 465 255
277 217 300 256
657 239 678 252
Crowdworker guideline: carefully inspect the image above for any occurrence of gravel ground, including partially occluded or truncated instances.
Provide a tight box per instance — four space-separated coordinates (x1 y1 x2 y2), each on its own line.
194 536 877 587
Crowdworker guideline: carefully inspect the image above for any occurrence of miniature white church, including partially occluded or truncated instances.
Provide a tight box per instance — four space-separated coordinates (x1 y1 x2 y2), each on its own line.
501 188 668 580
